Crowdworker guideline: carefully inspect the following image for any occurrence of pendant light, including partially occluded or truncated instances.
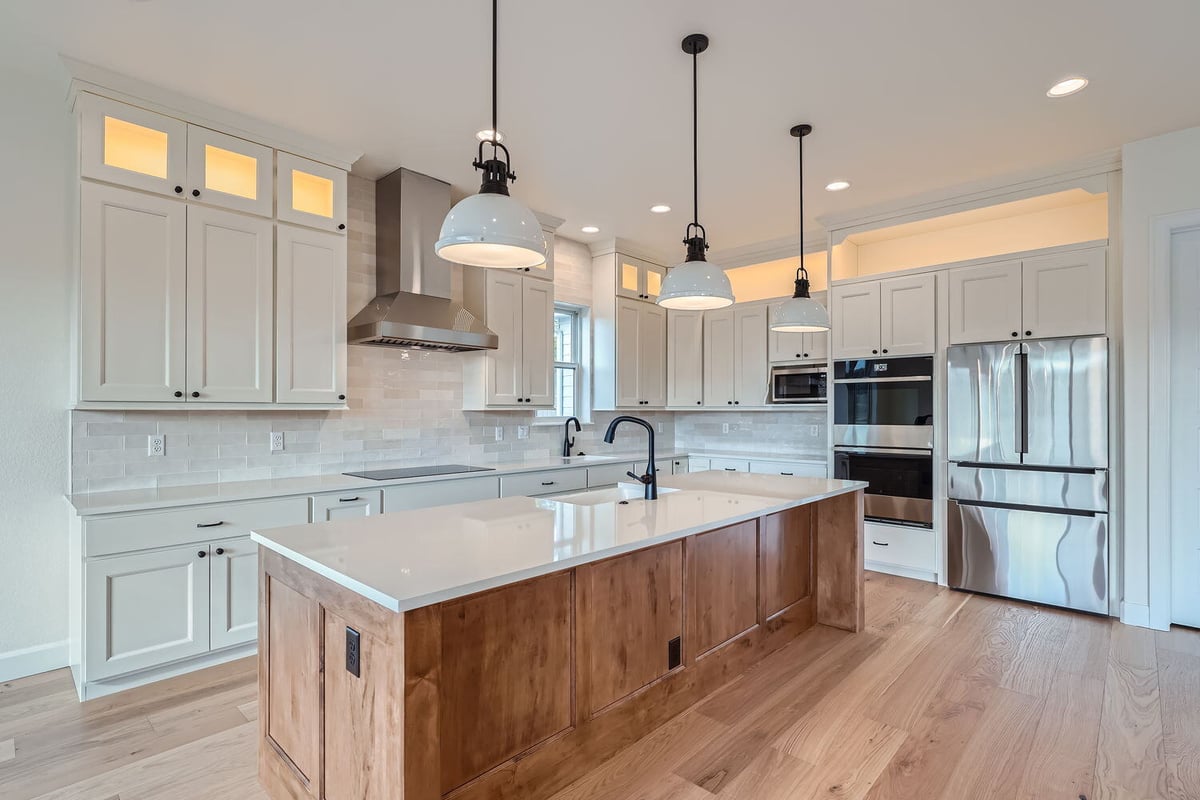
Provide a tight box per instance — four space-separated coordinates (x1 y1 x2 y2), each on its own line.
657 34 735 311
436 0 547 269
771 124 831 332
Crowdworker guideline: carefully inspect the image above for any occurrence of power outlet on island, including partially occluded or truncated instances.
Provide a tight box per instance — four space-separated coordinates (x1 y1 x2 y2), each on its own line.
147 434 165 457
270 431 285 452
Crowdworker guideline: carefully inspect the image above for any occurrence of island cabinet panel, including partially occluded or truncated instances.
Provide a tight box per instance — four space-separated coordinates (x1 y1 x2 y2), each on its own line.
264 577 321 789
815 490 866 633
437 572 574 794
686 520 759 659
759 505 815 620
577 541 683 715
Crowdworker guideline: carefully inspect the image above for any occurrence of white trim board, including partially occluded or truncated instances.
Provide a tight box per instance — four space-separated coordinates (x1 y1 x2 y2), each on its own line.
0 640 69 683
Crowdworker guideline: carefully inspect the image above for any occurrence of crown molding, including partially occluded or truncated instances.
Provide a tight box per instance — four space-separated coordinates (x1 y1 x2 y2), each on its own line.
587 237 673 266
62 55 363 171
533 210 566 232
708 230 828 270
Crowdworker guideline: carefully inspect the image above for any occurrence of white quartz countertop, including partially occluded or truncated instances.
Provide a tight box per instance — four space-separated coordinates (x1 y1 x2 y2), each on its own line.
66 449 828 516
251 473 865 613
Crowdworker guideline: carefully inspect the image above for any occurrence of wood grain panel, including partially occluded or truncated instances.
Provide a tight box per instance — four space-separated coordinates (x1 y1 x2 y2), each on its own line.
438 572 574 793
815 491 865 632
758 506 813 620
578 542 683 715
264 577 320 787
687 520 758 659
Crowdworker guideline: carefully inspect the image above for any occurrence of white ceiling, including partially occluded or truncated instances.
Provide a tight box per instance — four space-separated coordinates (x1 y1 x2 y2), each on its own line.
11 0 1200 259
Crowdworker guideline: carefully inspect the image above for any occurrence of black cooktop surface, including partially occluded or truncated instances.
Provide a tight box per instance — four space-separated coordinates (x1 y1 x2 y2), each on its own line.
344 464 495 481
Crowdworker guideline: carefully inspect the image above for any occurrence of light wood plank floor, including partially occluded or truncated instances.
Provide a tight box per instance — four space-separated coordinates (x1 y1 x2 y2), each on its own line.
2 573 1197 800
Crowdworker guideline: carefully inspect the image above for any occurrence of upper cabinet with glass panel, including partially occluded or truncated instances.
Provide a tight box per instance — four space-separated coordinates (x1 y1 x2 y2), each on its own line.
79 93 188 197
186 127 273 217
277 152 347 234
615 254 667 303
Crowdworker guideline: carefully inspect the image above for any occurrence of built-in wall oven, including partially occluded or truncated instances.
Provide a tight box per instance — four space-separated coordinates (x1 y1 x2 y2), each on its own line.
833 355 934 448
769 364 827 404
834 447 933 528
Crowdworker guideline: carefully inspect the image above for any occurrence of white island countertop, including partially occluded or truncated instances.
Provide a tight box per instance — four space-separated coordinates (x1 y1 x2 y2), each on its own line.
251 472 865 612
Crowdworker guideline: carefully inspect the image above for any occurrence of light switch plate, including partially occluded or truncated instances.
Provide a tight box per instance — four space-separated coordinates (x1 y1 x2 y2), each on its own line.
147 434 165 457
270 431 285 452
810 425 820 437
494 426 504 442
722 423 730 434
517 425 530 440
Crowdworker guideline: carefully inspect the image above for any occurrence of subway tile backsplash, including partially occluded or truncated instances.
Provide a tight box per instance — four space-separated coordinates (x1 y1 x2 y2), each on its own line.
69 174 827 494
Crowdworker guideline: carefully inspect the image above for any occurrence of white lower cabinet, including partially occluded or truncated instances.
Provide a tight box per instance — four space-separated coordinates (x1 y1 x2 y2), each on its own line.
688 457 711 472
502 468 589 498
383 477 500 512
863 521 936 580
85 545 211 681
209 537 260 649
709 457 751 473
748 460 827 478
311 489 383 521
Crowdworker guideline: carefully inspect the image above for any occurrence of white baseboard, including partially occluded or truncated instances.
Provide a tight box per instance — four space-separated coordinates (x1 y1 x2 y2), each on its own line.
0 640 69 683
1120 601 1171 630
865 562 938 583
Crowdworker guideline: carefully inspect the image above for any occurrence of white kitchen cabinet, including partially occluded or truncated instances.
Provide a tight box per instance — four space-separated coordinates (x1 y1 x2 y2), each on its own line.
749 460 827 478
462 270 554 409
614 253 667 303
688 457 711 472
768 295 829 363
276 151 347 233
1021 249 1106 339
78 92 188 197
947 259 1023 345
704 308 736 407
84 545 210 680
704 305 768 407
276 224 348 404
831 282 882 359
311 490 383 522
501 468 589 498
80 182 188 402
667 309 705 407
863 521 936 581
186 205 274 403
209 537 259 650
185 126 273 218
709 457 750 472
879 274 936 356
383 477 501 511
612 298 667 408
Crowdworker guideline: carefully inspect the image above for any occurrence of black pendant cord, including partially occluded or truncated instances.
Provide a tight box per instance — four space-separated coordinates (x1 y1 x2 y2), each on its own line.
491 0 498 137
473 0 515 192
681 34 710 261
791 124 813 298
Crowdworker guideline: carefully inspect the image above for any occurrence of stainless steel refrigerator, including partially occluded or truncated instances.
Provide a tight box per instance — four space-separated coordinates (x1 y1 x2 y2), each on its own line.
946 335 1109 614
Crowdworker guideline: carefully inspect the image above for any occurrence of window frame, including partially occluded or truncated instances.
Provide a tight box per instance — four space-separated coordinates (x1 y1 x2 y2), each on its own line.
536 303 589 424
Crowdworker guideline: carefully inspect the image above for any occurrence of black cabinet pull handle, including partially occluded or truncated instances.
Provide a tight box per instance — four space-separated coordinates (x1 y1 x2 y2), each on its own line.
339 496 361 502
197 550 207 558
214 547 225 556
724 467 737 471
173 390 183 398
338 223 346 230
174 185 183 194
872 540 889 546
191 189 200 197
196 521 224 528
191 391 200 398
780 472 794 476
540 481 556 486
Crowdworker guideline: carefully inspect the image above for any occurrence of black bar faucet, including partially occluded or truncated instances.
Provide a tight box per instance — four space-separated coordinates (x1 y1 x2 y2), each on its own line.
602 415 658 500
562 416 582 458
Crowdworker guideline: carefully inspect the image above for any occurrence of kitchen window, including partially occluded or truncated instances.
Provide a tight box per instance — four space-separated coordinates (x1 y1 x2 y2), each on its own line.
538 305 584 421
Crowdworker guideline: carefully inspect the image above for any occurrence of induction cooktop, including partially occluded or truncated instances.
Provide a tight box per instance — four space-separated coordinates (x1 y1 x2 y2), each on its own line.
343 465 495 481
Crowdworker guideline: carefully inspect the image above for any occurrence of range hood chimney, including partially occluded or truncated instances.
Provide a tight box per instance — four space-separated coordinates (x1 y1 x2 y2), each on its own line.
348 168 498 351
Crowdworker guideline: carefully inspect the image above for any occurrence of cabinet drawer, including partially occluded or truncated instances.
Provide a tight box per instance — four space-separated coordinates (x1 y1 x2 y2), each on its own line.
586 462 638 488
863 523 935 571
383 477 500 512
311 489 383 521
708 458 751 473
502 468 588 498
688 457 711 473
749 460 827 478
85 497 309 557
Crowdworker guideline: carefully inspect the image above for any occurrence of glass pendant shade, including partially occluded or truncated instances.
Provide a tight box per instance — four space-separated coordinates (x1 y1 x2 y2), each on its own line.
772 293 830 331
658 257 734 310
436 190 547 268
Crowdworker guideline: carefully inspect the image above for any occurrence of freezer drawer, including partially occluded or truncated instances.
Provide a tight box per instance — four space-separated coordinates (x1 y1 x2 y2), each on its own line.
948 464 1108 512
947 500 1108 614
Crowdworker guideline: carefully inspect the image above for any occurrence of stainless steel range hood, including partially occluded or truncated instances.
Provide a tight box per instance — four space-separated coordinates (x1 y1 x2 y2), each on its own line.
348 168 498 351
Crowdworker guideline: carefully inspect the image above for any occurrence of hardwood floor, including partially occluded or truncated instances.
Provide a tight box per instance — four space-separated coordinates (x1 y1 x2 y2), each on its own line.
1 573 1196 800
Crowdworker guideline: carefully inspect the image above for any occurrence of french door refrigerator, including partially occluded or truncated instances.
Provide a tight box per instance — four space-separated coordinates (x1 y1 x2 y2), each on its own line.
946 335 1109 614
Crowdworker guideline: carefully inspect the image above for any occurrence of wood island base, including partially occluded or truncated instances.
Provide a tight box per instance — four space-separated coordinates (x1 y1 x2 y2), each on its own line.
258 490 864 800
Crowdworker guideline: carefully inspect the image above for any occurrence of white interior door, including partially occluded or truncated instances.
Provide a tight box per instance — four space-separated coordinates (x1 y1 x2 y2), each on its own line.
1170 227 1200 627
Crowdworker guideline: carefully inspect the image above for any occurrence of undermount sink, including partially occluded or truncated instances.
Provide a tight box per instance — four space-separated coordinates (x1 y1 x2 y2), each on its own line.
550 483 680 506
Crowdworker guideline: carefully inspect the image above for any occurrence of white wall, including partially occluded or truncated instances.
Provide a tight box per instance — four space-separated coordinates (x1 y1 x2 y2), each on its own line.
1121 124 1200 629
0 37 73 678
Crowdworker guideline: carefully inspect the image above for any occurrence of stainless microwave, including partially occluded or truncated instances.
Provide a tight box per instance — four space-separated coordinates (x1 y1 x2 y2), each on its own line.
769 365 827 404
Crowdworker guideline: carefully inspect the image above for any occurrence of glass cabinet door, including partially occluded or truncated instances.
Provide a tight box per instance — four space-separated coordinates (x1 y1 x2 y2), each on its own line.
186 126 273 217
277 151 347 233
616 255 666 302
643 263 666 303
79 93 187 197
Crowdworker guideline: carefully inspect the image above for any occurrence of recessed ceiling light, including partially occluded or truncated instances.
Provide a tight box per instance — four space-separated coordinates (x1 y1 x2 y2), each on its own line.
1047 77 1088 98
581 225 600 234
475 128 504 142
825 180 851 192
650 204 671 213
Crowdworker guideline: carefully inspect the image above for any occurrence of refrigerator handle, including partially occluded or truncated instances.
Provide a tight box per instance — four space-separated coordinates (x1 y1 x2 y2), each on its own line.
1016 348 1029 455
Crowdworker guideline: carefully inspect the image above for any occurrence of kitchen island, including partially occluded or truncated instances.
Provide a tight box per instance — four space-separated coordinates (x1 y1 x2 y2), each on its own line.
252 472 866 800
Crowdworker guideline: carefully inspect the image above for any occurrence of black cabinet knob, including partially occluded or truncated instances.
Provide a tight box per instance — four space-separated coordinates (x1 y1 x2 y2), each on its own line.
1012 331 1019 337
1025 330 1032 336
727 401 733 405
882 348 889 354
174 185 183 194
795 353 802 358
338 394 346 400
696 401 701 405
338 223 346 230
191 189 200 197
197 550 207 558
174 390 183 398
215 547 225 556
803 352 809 358
191 391 200 398
734 400 740 405
872 349 879 354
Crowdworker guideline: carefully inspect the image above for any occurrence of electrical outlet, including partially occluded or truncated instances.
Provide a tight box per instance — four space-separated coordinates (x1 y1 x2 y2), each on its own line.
657 422 664 434
147 434 165 457
345 627 361 677
270 431 285 452
517 425 530 440
722 422 730 434
494 426 504 442
810 425 820 437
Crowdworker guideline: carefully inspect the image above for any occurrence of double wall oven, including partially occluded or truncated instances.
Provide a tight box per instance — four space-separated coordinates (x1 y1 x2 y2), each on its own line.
833 355 934 528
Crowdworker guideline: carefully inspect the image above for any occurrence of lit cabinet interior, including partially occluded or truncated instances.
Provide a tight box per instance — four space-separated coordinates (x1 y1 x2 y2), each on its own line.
277 151 347 233
187 127 273 217
79 93 187 196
